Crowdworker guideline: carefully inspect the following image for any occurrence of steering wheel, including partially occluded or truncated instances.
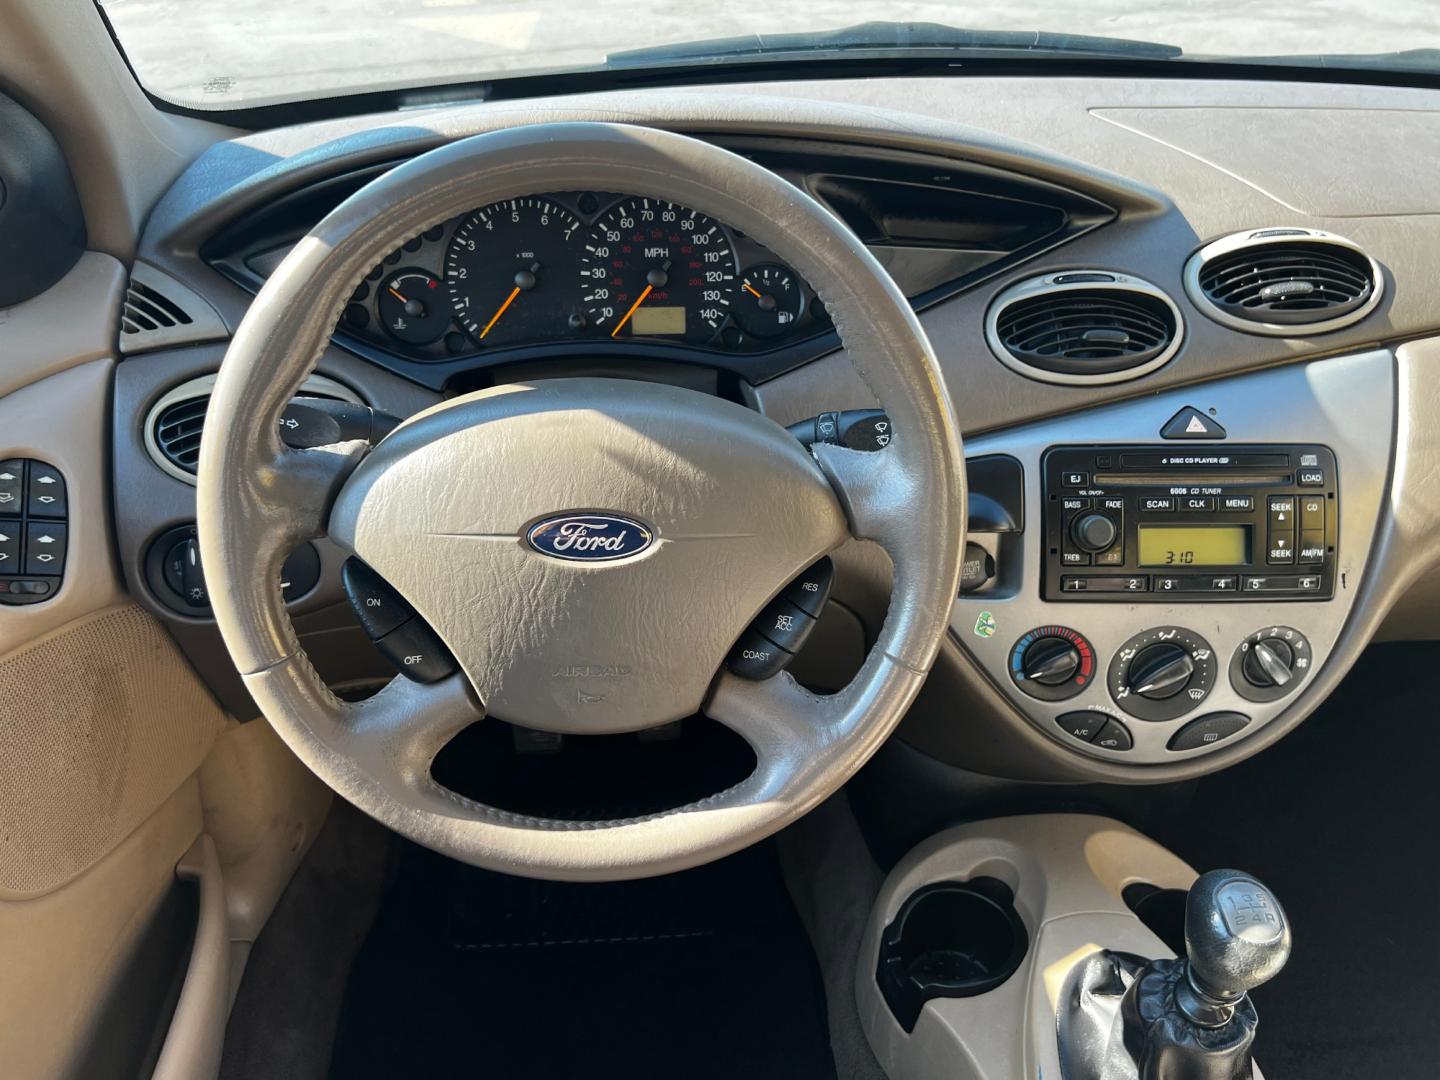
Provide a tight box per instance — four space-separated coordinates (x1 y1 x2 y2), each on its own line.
199 124 964 881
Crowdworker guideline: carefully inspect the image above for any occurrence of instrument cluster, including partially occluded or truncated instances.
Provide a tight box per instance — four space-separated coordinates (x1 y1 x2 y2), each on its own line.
340 191 827 366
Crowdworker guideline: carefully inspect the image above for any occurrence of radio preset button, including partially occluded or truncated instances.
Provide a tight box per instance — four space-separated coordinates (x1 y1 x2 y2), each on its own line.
1155 574 1239 593
1060 575 1148 593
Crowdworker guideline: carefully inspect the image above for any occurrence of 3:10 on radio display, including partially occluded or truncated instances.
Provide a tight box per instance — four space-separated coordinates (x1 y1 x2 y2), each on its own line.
1137 525 1251 567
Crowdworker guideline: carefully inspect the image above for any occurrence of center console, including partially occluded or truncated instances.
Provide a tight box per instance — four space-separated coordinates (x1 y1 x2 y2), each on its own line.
949 350 1392 766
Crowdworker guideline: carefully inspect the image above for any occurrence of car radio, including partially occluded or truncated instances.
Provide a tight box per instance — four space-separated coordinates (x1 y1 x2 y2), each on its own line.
1041 444 1338 601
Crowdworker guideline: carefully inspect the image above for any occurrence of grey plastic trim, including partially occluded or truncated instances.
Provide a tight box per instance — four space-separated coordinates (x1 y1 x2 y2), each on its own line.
1182 228 1384 337
983 271 1184 386
119 262 229 355
142 372 362 486
948 348 1392 766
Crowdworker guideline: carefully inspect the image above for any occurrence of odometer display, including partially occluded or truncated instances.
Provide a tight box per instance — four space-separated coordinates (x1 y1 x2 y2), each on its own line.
445 198 581 347
578 198 737 342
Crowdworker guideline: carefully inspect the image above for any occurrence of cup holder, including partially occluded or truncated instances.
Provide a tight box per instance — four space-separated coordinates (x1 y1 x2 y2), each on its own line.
876 877 1029 1032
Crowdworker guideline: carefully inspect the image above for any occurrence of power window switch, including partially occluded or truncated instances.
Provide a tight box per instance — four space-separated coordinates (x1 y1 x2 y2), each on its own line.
26 463 67 518
0 460 22 515
0 525 17 570
25 522 66 576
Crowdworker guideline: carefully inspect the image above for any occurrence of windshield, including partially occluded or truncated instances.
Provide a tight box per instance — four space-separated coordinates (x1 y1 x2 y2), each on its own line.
99 1 1440 112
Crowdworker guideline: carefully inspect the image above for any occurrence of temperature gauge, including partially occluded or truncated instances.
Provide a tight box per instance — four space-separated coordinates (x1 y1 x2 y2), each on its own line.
736 264 805 339
376 268 450 344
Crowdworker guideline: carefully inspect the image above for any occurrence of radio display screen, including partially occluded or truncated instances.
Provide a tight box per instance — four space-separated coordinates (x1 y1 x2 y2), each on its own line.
1138 525 1251 567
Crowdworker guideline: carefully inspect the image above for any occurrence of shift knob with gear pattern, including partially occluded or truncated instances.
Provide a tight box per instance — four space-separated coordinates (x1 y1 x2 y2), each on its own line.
1178 868 1292 1025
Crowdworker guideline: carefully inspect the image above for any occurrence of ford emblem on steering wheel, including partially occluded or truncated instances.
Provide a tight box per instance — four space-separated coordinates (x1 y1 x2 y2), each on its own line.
525 513 654 562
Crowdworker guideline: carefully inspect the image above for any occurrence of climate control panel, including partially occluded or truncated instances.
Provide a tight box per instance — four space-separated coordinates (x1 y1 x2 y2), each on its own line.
1006 620 1313 759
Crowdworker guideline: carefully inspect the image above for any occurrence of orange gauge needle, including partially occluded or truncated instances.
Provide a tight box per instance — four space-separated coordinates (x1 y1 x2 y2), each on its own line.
480 286 522 340
743 281 763 300
610 284 653 338
387 286 408 303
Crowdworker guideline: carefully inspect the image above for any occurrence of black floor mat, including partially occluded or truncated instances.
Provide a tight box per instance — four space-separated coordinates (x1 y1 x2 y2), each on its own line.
329 839 838 1080
1148 642 1440 1080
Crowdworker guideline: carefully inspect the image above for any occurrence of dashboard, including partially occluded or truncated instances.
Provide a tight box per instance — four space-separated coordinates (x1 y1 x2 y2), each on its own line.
199 138 1112 389
94 74 1440 787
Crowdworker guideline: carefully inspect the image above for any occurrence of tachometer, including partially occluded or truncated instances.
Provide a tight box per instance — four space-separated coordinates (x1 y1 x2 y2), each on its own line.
445 198 582 346
577 198 737 343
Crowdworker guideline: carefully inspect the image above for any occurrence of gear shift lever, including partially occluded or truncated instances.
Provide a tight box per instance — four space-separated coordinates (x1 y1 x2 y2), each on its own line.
1057 868 1291 1080
1177 869 1292 1026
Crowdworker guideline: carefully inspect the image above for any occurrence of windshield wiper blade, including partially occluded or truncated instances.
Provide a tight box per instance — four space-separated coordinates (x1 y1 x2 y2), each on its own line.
607 21 1182 68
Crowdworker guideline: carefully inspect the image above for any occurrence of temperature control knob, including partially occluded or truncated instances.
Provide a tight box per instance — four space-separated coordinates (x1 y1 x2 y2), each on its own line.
1070 512 1118 553
1022 638 1081 685
1231 626 1312 702
1108 626 1217 721
1009 626 1096 702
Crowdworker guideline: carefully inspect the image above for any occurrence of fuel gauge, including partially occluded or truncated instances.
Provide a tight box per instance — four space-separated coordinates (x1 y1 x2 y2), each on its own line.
376 268 450 344
736 264 805 339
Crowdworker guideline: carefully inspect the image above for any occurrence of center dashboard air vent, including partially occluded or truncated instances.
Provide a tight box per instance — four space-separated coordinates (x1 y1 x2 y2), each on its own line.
1183 228 1382 336
144 373 363 485
985 271 1183 385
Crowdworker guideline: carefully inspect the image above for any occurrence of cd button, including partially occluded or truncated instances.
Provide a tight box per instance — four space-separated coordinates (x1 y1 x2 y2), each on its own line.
1300 496 1325 531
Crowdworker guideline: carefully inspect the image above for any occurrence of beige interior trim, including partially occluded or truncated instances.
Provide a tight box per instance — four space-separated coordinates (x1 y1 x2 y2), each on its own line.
857 814 1196 1080
152 835 228 1080
0 254 124 400
0 779 203 1080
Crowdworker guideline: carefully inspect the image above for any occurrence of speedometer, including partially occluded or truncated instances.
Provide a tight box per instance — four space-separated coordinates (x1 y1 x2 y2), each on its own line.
446 198 582 347
577 198 737 343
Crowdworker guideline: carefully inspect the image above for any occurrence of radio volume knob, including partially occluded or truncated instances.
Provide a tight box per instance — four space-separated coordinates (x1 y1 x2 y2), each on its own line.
1071 512 1118 553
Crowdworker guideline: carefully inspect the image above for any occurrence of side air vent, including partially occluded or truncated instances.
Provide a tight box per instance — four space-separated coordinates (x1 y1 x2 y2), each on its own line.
985 271 1183 385
1184 228 1383 336
143 373 364 485
119 262 228 355
122 279 193 335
